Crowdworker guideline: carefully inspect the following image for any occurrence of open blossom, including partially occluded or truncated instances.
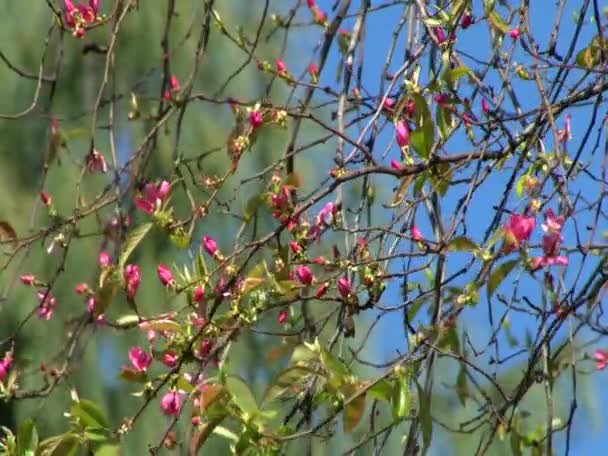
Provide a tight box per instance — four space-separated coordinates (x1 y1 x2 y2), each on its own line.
532 209 568 268
316 201 337 226
86 149 107 173
337 276 351 298
134 180 170 214
157 264 174 286
128 346 152 372
503 213 535 251
37 289 57 320
161 389 187 416
295 265 314 286
396 120 410 147
249 109 263 128
124 264 141 299
0 352 12 382
202 235 218 256
412 225 423 241
64 0 99 38
594 349 608 370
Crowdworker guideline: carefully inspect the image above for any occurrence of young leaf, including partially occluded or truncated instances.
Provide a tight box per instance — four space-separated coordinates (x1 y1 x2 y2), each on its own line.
448 236 479 252
262 366 315 404
224 375 259 416
410 93 435 159
118 223 153 269
0 221 17 247
200 384 225 411
487 259 518 299
71 399 109 429
343 384 366 432
17 419 38 456
392 376 411 419
416 382 433 452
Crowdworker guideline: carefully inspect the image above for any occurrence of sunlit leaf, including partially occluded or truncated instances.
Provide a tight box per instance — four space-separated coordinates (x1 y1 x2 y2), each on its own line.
487 259 518 299
200 384 225 411
392 374 411 419
71 399 109 429
118 223 153 269
17 419 38 456
410 93 435 159
94 444 119 456
448 236 479 252
262 366 315 404
224 375 259 416
367 379 393 402
343 383 366 432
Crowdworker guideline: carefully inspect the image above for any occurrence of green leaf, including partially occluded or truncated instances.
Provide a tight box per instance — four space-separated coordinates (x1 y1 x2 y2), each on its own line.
416 382 433 452
71 399 108 429
114 314 140 328
436 105 452 142
118 223 153 269
84 428 111 443
39 433 80 456
488 10 510 34
118 367 148 383
320 347 350 388
94 444 120 456
343 384 366 432
392 375 411 419
224 375 259 416
200 384 225 411
487 259 518 299
368 379 393 402
17 419 38 456
244 195 262 221
448 236 479 252
139 319 183 333
95 267 120 315
410 93 435 159
262 366 315 404
456 363 468 406
290 344 317 365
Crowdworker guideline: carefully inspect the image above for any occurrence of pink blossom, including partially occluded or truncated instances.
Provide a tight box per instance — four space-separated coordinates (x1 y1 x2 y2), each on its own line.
275 58 287 73
20 274 36 285
124 264 141 299
86 149 107 173
295 265 314 286
134 180 170 214
77 3 95 22
509 28 520 39
128 346 152 372
89 0 99 14
169 75 180 91
289 241 301 254
542 208 565 234
337 276 351 298
0 353 12 382
162 350 178 368
64 0 76 12
317 201 337 226
383 97 395 109
160 389 187 416
197 338 213 358
249 109 263 128
36 289 57 320
412 225 423 241
504 213 535 250
157 264 174 286
433 93 448 105
307 0 315 7
202 235 218 256
313 256 326 265
98 251 111 268
396 120 410 147
278 309 288 324
86 295 97 313
594 349 608 370
308 62 319 78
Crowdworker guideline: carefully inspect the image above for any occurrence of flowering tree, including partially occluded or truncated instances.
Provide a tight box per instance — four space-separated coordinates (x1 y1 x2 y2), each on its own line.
1 0 608 454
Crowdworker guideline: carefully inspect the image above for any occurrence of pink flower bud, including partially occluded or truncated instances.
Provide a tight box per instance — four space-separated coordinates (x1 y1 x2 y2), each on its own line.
383 97 395 109
147 330 156 343
307 0 315 7
160 390 186 416
275 58 287 73
315 282 329 298
20 274 36 285
337 276 351 298
396 120 410 147
295 265 314 286
278 309 288 324
86 295 97 313
170 75 180 91
193 285 204 302
510 28 520 39
289 241 301 254
313 256 326 265
202 235 218 256
308 62 318 76
162 350 178 368
461 11 472 29
0 353 12 381
86 149 107 173
434 26 446 43
98 251 111 268
124 264 141 299
74 283 88 294
64 0 76 12
89 0 99 14
481 98 490 113
40 191 51 206
390 159 403 170
157 264 174 286
595 349 608 370
128 346 152 372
